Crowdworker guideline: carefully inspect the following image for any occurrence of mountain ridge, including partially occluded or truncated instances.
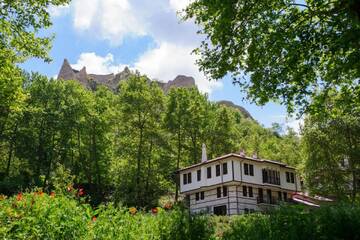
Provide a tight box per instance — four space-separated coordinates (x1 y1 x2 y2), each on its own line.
57 59 253 119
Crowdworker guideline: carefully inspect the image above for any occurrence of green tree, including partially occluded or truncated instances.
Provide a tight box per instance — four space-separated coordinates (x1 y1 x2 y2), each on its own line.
183 0 360 112
113 75 168 207
302 86 360 201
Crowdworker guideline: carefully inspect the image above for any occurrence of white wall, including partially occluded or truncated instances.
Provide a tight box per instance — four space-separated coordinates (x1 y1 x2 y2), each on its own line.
180 156 300 193
180 159 233 193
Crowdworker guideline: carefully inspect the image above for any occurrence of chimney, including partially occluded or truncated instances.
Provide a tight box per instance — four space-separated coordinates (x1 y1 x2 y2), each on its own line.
201 143 207 163
239 149 245 157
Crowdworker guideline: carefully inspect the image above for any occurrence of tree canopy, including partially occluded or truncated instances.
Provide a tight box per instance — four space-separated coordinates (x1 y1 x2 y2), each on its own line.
183 0 360 112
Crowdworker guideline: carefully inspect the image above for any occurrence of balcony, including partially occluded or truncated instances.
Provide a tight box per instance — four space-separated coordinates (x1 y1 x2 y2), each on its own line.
257 196 278 205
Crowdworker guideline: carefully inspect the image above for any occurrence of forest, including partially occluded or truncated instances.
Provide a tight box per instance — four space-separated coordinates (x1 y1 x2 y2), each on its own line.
0 71 304 207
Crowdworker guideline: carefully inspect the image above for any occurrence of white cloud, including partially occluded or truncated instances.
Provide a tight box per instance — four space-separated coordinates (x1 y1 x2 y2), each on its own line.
169 0 193 12
48 4 70 17
285 117 304 134
134 42 222 93
57 0 222 94
71 52 127 74
72 0 145 45
70 49 222 94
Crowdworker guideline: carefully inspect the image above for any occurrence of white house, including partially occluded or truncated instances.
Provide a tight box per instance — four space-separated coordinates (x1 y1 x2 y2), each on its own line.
178 146 301 215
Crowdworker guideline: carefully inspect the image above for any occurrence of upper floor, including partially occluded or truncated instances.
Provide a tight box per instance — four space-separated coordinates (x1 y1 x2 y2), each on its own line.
179 153 300 193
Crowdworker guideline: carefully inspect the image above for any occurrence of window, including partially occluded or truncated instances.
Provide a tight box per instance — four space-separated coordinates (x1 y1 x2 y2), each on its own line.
216 164 221 176
183 174 187 185
207 167 212 178
197 169 201 181
187 172 192 184
200 191 205 200
213 205 227 216
223 186 228 197
278 191 282 201
217 187 222 198
223 162 228 175
249 164 254 176
244 163 249 175
243 186 247 197
290 172 295 183
248 186 253 197
244 208 249 214
195 192 199 201
286 172 290 182
262 169 280 185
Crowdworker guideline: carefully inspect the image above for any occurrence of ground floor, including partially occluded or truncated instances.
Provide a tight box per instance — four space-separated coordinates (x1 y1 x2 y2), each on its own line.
186 183 294 215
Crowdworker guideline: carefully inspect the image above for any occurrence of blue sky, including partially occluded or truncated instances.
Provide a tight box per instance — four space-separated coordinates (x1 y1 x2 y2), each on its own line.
20 0 301 132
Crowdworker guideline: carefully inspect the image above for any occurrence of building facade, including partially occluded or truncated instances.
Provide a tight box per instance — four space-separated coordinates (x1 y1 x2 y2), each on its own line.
178 152 301 215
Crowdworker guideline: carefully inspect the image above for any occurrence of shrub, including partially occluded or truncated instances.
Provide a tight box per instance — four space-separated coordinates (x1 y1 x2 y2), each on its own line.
0 191 90 239
0 191 214 240
222 204 360 240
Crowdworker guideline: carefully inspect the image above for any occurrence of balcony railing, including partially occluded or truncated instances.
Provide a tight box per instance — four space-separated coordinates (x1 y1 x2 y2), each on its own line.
257 196 278 205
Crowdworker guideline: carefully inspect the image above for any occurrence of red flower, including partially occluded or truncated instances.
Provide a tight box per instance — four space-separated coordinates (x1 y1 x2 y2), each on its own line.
50 192 55 198
151 207 158 214
164 203 172 210
16 192 23 201
92 216 97 222
78 188 85 197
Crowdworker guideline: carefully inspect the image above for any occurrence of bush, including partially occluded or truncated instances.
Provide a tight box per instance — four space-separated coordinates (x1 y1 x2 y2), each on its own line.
0 191 214 240
1 191 359 240
222 204 360 240
0 191 90 239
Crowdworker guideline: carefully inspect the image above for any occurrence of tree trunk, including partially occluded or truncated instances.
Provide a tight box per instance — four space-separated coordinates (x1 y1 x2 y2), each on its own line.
92 122 101 187
175 129 181 202
145 139 153 206
5 124 17 177
136 126 144 206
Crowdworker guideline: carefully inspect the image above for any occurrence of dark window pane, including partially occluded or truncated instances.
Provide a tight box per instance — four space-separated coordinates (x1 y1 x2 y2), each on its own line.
200 191 205 200
223 186 228 197
243 186 247 196
283 192 287 201
223 163 228 175
249 186 253 197
286 172 290 182
290 173 295 183
278 191 282 201
207 167 212 178
195 192 199 201
249 164 254 176
263 169 268 183
187 172 192 184
216 164 221 176
197 169 201 181
214 205 227 216
183 174 187 185
217 187 221 198
244 163 249 175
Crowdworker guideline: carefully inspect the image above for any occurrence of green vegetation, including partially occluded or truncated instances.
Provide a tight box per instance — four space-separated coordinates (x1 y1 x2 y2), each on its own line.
0 73 302 207
1 189 359 239
1 0 360 238
183 0 360 113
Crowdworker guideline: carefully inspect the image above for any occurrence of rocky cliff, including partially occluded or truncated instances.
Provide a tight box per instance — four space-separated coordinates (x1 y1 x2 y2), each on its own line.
57 59 253 119
57 59 195 92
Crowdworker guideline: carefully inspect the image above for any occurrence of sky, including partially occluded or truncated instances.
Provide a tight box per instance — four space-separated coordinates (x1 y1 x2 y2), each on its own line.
20 0 302 132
